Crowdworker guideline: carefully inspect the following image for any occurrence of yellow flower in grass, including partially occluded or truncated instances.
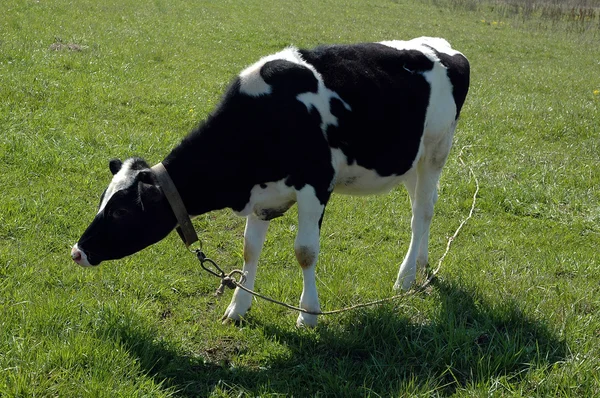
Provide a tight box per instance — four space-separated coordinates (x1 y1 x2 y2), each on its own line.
594 89 600 96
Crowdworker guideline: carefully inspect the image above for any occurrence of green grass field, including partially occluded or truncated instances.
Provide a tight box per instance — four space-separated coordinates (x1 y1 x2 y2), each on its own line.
1 0 599 396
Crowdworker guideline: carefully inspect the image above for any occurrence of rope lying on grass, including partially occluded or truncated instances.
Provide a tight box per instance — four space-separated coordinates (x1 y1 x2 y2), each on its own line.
206 147 480 316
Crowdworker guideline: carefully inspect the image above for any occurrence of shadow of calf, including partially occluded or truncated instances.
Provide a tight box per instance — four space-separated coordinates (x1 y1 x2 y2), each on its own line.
98 278 566 396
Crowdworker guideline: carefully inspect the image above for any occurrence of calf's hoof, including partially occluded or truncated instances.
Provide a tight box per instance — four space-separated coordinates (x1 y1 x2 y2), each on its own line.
393 274 416 291
222 291 252 324
222 306 248 323
221 308 249 325
296 312 318 328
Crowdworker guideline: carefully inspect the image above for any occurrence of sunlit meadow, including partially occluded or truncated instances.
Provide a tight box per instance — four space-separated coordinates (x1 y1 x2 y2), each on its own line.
1 0 599 396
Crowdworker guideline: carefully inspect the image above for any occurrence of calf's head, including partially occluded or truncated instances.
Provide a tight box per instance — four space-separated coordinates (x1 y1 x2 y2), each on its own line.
71 158 177 266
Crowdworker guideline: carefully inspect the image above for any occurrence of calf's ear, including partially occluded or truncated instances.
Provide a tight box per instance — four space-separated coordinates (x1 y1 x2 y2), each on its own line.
109 159 123 175
137 170 156 185
137 172 162 210
138 182 162 210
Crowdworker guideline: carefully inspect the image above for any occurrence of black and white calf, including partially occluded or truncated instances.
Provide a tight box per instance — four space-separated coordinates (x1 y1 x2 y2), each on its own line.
71 37 469 327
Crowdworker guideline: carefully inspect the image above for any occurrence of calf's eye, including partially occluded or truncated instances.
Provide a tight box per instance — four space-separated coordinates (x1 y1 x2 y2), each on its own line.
111 208 129 219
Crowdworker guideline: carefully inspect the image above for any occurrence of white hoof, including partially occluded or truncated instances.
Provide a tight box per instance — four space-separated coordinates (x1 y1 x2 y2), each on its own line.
222 289 252 323
296 312 318 328
395 261 417 291
393 274 416 291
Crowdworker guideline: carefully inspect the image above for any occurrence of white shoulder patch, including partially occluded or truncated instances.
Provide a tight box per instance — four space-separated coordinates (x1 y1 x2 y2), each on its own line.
239 47 305 97
238 46 352 134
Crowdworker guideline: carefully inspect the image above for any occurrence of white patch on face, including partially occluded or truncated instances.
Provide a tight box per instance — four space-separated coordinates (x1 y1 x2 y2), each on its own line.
71 243 92 267
97 159 141 214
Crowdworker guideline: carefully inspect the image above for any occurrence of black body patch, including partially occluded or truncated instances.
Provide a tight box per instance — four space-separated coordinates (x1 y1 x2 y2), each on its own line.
260 60 319 95
300 43 433 177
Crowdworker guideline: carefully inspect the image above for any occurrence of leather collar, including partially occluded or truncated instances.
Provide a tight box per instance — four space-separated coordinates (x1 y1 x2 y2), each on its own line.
151 163 199 247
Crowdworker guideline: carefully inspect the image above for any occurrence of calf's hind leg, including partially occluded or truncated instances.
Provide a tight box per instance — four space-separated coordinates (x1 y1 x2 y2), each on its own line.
403 168 439 270
395 132 453 291
223 214 270 322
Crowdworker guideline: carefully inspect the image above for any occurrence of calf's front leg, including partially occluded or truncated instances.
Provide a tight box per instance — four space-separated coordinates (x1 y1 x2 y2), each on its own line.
294 186 327 328
222 214 270 322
